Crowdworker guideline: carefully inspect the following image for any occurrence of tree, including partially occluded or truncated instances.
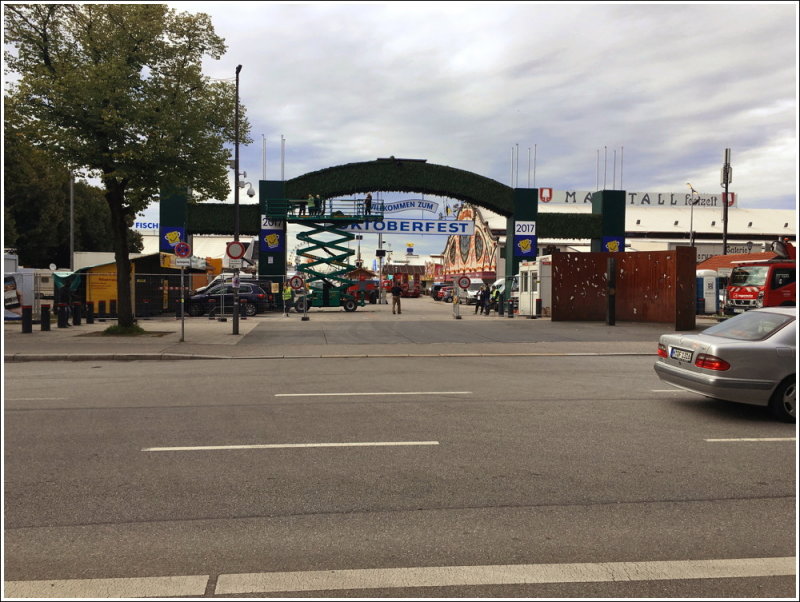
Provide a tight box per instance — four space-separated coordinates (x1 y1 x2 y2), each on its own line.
4 96 143 267
4 4 249 326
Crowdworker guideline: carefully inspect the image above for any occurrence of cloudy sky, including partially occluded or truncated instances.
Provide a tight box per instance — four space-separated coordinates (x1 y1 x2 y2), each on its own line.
155 1 797 259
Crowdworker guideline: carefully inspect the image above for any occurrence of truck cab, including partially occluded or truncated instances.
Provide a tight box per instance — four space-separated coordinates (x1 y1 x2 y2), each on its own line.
725 239 795 314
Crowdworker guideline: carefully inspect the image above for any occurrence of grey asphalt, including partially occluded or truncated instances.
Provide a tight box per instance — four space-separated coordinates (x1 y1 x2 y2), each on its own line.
3 296 718 362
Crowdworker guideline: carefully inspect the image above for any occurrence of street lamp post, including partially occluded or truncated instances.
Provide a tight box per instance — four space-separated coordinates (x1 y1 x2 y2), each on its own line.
232 64 242 335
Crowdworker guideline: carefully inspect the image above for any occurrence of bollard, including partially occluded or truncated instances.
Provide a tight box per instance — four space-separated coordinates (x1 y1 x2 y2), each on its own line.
57 303 69 328
85 302 94 324
452 294 461 319
507 299 514 318
72 302 82 326
98 300 106 318
21 306 33 333
41 304 51 331
498 295 505 316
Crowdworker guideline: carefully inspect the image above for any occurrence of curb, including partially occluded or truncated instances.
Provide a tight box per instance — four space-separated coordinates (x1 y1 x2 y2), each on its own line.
5 351 655 363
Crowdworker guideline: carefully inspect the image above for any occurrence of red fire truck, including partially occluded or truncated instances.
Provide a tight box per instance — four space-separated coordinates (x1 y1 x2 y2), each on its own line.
725 239 796 314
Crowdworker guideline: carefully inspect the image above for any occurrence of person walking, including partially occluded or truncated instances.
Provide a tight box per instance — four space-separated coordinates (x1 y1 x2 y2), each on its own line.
391 280 403 315
365 193 372 216
282 282 293 316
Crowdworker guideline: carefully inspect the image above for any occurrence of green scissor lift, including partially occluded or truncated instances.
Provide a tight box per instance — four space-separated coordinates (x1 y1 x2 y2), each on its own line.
266 196 383 312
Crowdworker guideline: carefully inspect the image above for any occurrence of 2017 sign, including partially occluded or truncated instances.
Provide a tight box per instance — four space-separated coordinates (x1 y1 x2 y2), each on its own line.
514 221 537 234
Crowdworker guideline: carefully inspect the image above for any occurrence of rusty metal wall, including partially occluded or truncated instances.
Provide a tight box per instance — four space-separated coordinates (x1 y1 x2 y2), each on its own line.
551 247 696 330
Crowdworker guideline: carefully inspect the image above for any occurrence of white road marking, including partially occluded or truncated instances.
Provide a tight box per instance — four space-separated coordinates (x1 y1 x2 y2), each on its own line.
4 575 209 598
6 397 67 401
705 437 796 443
275 391 471 397
142 441 440 452
214 557 796 594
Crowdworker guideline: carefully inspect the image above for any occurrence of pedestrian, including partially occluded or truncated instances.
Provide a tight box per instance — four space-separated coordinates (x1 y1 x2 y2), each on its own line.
490 285 500 314
282 281 293 316
475 285 488 314
315 194 323 216
365 193 372 216
483 285 493 315
391 280 403 315
299 194 310 216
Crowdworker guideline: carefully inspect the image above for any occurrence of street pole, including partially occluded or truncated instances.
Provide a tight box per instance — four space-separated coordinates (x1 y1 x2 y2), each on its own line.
722 148 731 255
232 64 242 335
69 171 74 271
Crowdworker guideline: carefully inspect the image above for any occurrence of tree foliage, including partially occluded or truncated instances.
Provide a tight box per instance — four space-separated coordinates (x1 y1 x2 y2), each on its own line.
4 3 249 325
4 97 143 267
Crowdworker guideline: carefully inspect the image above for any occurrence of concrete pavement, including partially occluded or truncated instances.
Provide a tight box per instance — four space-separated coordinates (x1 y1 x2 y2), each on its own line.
3 296 718 362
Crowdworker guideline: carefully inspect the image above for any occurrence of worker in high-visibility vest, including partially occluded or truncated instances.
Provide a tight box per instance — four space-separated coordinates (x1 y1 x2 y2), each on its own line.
282 282 293 316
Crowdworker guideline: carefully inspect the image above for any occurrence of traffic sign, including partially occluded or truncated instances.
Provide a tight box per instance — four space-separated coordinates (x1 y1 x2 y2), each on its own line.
289 275 305 290
174 242 191 258
176 257 191 267
226 241 247 260
457 275 471 290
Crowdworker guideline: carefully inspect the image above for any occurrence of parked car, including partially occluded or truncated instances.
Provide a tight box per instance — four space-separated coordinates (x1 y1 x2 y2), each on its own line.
430 283 447 299
186 283 268 317
653 307 796 422
437 286 454 303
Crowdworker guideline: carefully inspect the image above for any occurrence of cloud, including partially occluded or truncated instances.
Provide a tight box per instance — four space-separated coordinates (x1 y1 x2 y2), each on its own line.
167 1 795 211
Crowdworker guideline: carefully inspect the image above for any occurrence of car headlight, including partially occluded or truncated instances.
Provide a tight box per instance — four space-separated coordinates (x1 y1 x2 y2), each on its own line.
755 292 764 308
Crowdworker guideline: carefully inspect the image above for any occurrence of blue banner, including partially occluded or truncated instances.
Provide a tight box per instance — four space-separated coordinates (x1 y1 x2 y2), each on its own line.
513 234 537 258
159 226 185 252
601 236 625 252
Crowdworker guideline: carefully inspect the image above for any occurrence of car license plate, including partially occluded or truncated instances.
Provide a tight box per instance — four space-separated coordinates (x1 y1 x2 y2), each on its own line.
670 347 693 362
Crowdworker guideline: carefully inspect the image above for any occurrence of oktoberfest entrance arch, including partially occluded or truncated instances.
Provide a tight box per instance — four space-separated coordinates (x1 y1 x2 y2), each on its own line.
162 157 626 280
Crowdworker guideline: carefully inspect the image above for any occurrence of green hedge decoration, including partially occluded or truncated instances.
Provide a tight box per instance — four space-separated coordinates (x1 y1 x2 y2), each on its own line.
187 203 261 236
185 157 603 240
286 159 515 216
537 212 603 240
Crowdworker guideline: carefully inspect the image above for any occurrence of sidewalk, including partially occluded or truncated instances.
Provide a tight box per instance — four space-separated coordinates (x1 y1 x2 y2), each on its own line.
3 302 718 363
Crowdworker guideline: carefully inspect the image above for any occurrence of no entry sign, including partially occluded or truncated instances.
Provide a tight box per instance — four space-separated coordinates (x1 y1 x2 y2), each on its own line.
226 241 247 260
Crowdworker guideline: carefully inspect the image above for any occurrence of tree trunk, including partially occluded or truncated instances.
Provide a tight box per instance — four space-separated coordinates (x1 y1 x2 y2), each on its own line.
106 182 135 328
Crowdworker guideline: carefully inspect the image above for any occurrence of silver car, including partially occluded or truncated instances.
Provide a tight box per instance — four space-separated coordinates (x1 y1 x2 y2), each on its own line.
654 307 796 422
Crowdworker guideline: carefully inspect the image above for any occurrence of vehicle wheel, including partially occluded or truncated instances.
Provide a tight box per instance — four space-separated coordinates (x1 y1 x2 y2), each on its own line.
243 302 257 317
294 299 307 313
187 304 204 317
768 377 796 422
343 299 357 312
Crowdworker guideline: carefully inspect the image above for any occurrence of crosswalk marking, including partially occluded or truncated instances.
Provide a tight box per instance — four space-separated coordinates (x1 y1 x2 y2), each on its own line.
705 437 796 442
4 575 209 598
6 557 794 597
142 441 440 452
214 557 796 594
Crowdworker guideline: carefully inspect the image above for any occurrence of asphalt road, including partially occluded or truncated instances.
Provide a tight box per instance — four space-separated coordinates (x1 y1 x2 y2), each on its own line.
3 353 796 598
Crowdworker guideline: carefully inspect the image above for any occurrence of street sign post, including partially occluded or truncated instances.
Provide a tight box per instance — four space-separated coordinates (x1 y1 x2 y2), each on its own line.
174 242 192 342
